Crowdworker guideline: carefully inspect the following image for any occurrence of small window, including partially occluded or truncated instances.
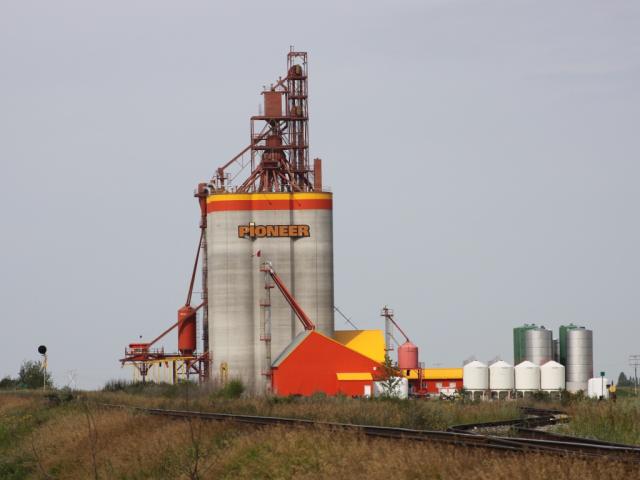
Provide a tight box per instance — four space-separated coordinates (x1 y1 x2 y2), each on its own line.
364 385 372 397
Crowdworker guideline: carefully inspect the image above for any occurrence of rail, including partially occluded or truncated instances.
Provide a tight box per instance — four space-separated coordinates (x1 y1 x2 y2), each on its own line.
100 404 640 462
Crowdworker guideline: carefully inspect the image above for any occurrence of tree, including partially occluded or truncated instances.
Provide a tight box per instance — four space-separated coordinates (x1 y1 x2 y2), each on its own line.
617 372 635 387
618 372 628 386
18 360 53 389
377 354 402 398
0 376 19 389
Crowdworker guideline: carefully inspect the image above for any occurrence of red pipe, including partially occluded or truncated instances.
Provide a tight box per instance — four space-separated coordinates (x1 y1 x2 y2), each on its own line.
264 264 315 330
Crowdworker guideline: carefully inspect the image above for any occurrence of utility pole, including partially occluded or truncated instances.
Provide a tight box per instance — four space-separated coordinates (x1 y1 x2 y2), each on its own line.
43 355 47 391
630 355 640 396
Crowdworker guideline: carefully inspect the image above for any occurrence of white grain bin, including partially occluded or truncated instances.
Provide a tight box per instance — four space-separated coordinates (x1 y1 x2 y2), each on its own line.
540 361 565 391
515 361 541 391
463 360 489 391
489 361 514 391
373 377 409 399
587 377 610 399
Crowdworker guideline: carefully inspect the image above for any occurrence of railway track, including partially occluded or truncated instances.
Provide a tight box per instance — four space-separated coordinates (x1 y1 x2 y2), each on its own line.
447 406 567 433
102 404 640 462
448 406 640 460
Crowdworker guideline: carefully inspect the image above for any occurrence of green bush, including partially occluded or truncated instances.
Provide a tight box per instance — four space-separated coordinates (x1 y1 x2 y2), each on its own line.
0 361 54 390
18 360 53 389
0 376 18 390
215 380 245 399
267 395 298 405
103 379 132 392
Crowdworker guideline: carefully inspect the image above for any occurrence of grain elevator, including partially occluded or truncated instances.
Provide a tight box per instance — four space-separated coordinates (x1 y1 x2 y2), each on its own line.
197 51 334 392
119 50 463 397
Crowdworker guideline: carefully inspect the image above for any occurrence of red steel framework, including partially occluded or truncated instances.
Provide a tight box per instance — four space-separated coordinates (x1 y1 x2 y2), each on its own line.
261 262 316 331
120 230 210 384
259 261 316 381
121 345 209 384
210 49 321 193
120 50 319 384
192 49 318 379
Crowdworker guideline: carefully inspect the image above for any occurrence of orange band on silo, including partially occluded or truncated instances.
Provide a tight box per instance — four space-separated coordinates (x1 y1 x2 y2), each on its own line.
206 193 332 213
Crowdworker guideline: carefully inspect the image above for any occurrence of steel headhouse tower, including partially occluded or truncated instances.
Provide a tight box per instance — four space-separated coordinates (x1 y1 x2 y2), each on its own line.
196 50 334 392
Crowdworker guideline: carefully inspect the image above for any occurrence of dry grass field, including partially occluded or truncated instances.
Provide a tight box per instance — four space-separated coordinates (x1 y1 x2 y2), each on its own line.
557 397 640 445
1 388 638 479
93 389 523 430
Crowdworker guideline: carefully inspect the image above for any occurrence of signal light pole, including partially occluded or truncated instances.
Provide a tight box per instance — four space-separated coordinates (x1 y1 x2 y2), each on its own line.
38 345 47 391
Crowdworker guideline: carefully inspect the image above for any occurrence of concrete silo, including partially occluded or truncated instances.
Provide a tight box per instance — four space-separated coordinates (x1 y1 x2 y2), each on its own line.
206 193 334 391
199 51 335 393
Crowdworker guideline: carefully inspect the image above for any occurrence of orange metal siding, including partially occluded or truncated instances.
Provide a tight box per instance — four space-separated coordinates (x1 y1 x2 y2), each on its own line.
206 193 333 212
271 332 381 396
412 378 463 394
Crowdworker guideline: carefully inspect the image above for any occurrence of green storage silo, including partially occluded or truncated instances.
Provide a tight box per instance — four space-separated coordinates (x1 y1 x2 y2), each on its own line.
513 324 537 365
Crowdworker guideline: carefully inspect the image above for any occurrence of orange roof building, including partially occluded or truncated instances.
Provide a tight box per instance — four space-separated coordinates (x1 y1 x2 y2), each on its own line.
271 331 383 396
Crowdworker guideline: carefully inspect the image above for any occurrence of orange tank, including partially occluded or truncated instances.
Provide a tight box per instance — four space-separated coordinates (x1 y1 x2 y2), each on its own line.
265 134 283 148
288 64 303 77
178 306 197 355
398 341 419 369
264 91 282 117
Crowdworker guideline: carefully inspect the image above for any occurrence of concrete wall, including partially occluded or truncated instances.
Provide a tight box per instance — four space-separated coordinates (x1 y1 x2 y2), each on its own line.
206 192 334 392
208 209 255 389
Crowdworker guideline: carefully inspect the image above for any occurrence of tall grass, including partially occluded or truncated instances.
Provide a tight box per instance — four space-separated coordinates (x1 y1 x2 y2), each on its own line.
102 378 197 397
558 397 640 445
90 383 640 443
0 392 636 479
91 385 521 430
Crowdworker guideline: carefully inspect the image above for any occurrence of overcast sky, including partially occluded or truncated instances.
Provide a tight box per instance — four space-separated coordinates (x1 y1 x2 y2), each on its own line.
1 1 639 389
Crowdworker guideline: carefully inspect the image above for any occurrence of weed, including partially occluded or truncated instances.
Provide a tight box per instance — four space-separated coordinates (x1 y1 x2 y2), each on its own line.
212 379 245 400
557 397 640 444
